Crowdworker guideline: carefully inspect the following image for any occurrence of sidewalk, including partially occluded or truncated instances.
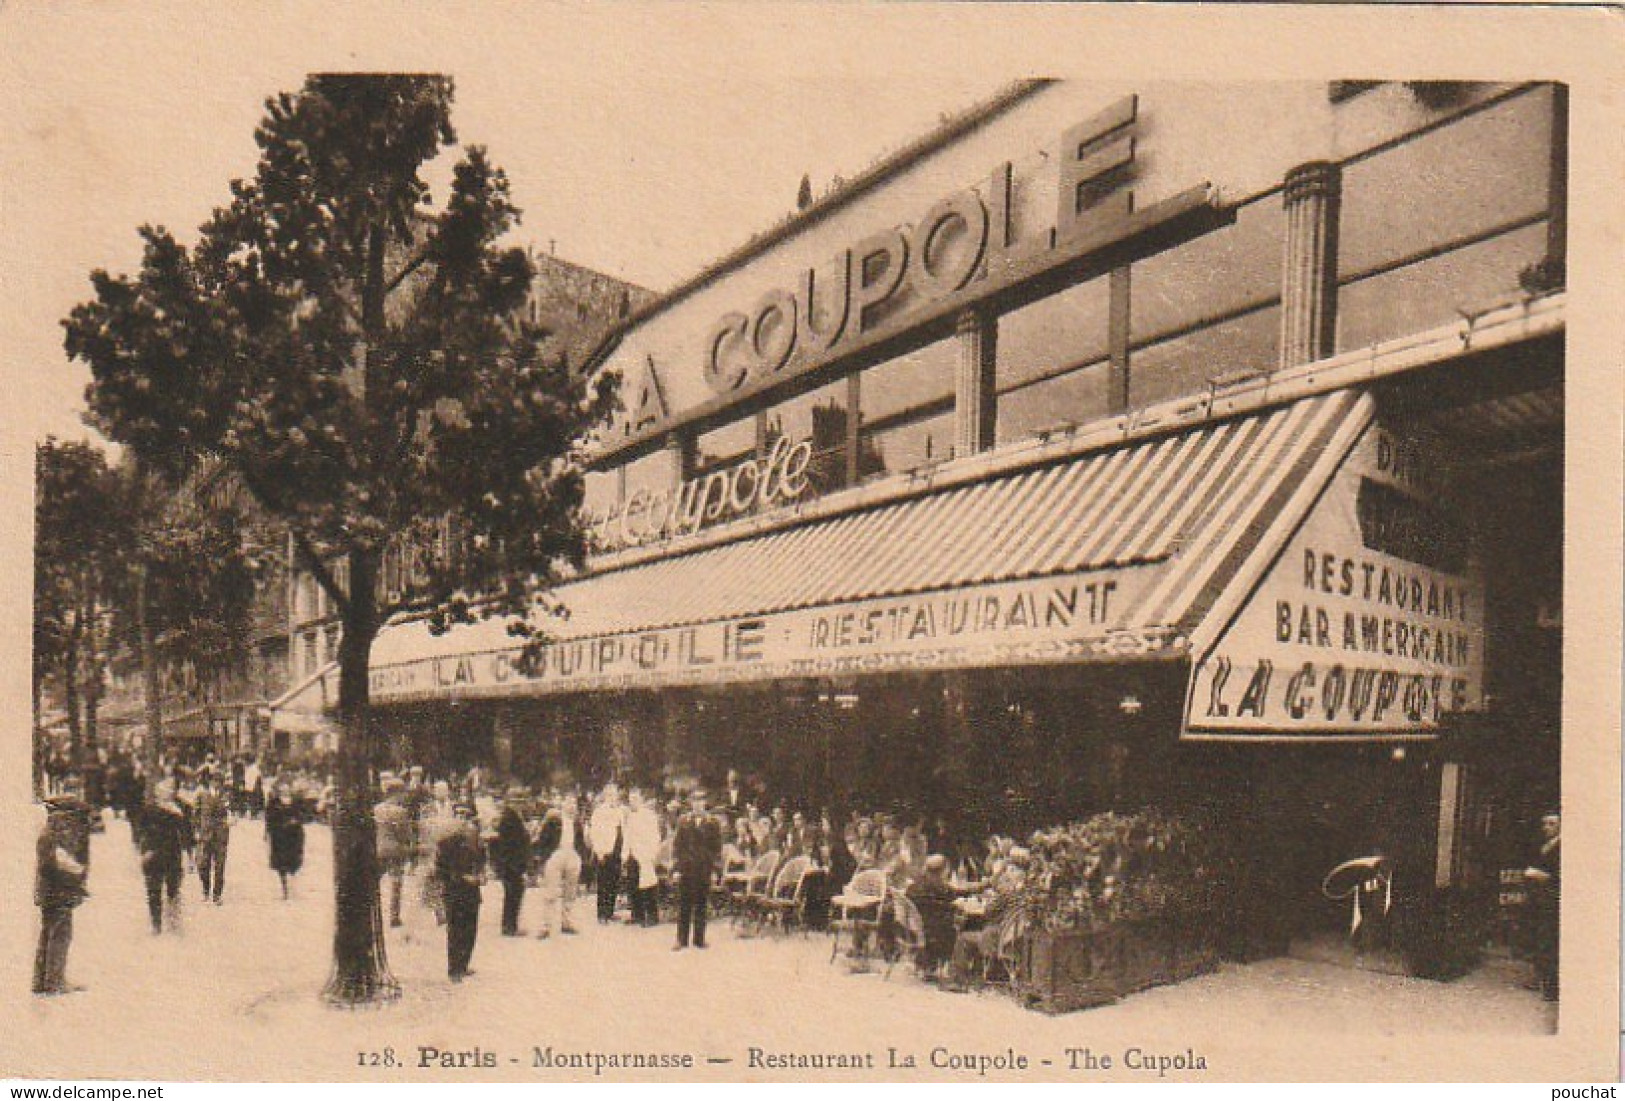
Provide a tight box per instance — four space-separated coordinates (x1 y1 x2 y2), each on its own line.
9 817 1558 1081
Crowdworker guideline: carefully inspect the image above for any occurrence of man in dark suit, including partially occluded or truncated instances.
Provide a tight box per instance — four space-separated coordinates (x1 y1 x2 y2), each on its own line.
138 780 191 934
489 787 532 936
1525 810 1561 1001
435 801 485 981
34 799 89 995
672 790 722 951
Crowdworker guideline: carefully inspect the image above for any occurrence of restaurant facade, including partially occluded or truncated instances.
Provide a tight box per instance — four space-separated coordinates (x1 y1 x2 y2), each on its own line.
364 80 1565 942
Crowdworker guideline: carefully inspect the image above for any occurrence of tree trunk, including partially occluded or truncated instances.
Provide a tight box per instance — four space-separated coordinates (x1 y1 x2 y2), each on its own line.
64 607 83 770
32 675 44 798
138 565 164 786
322 544 398 1004
83 588 100 764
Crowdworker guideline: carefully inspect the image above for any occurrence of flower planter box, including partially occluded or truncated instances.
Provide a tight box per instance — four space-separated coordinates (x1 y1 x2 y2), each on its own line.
1017 919 1220 1014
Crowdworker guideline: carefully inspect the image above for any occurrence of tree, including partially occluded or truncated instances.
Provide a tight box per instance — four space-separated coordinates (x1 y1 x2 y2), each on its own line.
64 75 618 1004
34 439 123 778
102 462 262 780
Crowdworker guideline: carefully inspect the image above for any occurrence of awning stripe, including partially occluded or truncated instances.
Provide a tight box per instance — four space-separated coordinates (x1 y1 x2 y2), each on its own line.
1126 422 1235 555
1135 391 1357 628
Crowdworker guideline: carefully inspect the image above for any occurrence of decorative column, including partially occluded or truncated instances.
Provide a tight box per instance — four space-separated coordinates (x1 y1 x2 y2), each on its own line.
1278 160 1343 369
954 308 998 458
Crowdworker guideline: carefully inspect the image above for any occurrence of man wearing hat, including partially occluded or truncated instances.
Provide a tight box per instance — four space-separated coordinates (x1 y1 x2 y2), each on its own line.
671 789 722 951
34 798 89 994
490 786 532 936
374 774 412 928
434 800 485 981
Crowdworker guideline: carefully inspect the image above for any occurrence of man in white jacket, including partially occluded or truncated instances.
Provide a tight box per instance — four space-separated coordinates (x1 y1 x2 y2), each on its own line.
624 791 663 926
536 797 584 939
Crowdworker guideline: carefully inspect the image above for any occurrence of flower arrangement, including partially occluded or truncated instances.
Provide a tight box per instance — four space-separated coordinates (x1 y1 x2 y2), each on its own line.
1017 810 1241 934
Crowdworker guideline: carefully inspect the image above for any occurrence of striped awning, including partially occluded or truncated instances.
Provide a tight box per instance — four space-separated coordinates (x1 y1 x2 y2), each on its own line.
369 389 1369 701
269 662 339 732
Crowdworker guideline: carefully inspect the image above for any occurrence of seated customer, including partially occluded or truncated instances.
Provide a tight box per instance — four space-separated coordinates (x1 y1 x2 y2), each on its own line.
944 847 1030 990
906 854 976 979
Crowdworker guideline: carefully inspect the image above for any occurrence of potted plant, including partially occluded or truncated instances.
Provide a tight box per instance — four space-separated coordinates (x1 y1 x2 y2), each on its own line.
1009 810 1241 1012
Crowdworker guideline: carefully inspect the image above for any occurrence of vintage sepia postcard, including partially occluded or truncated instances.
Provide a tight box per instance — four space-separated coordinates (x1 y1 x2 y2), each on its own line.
3 1 1620 1085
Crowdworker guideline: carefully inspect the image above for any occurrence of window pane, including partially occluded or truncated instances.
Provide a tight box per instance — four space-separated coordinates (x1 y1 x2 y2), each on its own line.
1340 88 1552 279
1129 305 1282 409
996 360 1111 445
695 417 757 475
861 409 955 477
997 278 1110 392
1337 223 1547 351
766 379 851 496
1131 195 1285 343
860 338 955 423
582 469 618 521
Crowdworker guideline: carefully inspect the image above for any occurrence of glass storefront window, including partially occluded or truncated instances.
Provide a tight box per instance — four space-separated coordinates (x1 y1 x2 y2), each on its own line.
1337 222 1547 351
766 379 852 496
1339 87 1552 280
582 469 618 522
695 416 758 475
620 449 670 501
859 338 955 424
996 358 1111 445
1131 194 1284 350
862 408 955 476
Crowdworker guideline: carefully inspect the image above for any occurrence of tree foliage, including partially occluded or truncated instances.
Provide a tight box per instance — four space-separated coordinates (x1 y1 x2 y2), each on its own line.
64 74 619 1004
34 439 123 759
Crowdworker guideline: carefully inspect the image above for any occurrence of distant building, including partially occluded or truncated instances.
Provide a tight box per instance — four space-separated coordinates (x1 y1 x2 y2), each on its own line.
271 251 652 760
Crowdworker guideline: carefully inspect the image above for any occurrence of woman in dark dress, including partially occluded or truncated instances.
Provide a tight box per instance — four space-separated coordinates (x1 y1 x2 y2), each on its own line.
265 784 306 899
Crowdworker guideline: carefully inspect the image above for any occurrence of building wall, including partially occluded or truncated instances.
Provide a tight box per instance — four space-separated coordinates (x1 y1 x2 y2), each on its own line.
586 81 1558 537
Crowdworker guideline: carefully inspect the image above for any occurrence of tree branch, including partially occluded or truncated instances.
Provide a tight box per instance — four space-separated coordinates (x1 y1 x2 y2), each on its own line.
290 527 351 621
231 460 351 619
384 246 432 296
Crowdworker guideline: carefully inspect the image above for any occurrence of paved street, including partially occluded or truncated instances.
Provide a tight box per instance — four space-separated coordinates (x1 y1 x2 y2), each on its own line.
9 815 1558 1082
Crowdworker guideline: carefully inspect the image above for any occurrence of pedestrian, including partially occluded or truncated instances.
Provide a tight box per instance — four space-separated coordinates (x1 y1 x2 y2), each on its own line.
244 756 264 819
1525 810 1561 1001
490 786 532 936
265 783 305 899
625 790 662 926
435 801 484 982
402 766 430 872
137 780 191 934
229 756 247 817
419 780 458 925
33 798 89 995
672 790 722 951
374 774 412 928
589 785 625 923
536 797 585 939
194 772 231 905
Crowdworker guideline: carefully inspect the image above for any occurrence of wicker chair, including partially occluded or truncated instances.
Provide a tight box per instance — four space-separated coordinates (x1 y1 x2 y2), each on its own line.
715 842 750 916
735 850 781 931
828 867 888 963
760 855 811 934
